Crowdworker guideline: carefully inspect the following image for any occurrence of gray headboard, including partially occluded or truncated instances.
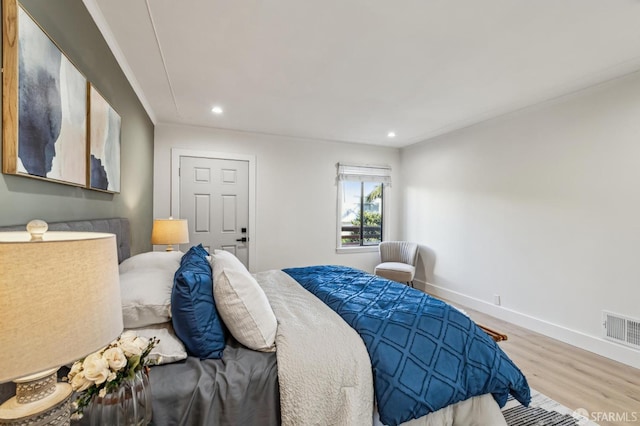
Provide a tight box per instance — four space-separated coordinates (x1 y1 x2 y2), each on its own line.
0 218 131 263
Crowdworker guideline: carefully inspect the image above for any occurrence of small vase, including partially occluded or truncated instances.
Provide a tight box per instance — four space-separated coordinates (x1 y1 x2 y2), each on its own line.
88 370 153 426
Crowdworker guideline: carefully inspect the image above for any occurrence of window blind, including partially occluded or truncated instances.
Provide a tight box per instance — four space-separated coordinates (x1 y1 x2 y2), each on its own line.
336 163 392 186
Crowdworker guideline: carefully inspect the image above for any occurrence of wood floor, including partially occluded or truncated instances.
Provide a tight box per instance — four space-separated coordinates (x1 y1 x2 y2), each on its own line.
454 302 640 426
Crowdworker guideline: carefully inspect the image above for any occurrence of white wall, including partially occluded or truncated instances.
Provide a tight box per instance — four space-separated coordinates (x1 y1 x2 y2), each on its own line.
401 71 640 368
154 123 401 273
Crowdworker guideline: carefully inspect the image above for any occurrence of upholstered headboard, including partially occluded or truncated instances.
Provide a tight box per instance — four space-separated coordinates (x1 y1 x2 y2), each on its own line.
0 218 131 263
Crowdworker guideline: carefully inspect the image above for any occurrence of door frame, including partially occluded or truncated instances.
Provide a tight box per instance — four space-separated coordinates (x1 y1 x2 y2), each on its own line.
171 148 257 271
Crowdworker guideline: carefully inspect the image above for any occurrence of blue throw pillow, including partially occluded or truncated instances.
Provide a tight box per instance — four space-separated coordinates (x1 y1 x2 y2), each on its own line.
171 246 227 358
186 243 209 261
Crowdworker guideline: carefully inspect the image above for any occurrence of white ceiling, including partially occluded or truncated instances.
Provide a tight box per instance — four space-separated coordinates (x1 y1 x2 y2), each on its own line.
84 0 640 148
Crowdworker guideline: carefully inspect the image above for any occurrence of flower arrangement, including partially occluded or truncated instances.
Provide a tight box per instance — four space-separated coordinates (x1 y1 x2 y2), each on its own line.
66 331 159 420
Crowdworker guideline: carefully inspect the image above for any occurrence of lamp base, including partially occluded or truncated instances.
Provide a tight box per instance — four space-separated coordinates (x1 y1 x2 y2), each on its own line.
165 245 174 252
0 369 71 426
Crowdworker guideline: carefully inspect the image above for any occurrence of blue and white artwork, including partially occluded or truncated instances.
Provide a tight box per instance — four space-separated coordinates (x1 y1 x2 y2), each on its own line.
89 85 121 192
17 6 86 186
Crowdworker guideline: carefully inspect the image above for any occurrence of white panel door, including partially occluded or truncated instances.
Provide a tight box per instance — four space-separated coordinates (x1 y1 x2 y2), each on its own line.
180 156 250 267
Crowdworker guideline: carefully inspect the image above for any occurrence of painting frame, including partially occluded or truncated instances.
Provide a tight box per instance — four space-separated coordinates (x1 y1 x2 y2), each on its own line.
87 83 121 193
2 0 87 187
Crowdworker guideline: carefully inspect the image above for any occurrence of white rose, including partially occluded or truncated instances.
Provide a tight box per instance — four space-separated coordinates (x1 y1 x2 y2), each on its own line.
134 336 148 351
103 347 127 371
98 388 107 398
119 334 148 357
70 371 93 392
67 361 82 381
119 331 137 341
82 353 110 385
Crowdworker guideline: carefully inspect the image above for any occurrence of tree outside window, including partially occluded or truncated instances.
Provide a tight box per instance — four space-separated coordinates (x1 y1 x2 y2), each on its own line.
340 181 383 247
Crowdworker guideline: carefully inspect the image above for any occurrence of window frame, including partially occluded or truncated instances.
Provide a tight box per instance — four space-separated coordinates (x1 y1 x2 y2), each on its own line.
336 163 390 253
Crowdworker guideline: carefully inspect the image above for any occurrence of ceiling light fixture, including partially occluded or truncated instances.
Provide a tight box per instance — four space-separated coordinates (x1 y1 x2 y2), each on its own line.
387 131 396 138
211 106 223 115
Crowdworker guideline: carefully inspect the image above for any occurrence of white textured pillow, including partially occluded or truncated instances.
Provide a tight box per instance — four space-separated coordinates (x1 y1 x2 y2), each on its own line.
119 251 183 274
120 268 174 328
127 323 188 365
211 250 277 352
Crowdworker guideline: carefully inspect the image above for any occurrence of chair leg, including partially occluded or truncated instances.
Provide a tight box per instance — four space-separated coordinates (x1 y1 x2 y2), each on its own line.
408 281 414 288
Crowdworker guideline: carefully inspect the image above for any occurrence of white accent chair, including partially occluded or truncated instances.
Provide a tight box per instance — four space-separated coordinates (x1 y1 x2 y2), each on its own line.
374 241 419 287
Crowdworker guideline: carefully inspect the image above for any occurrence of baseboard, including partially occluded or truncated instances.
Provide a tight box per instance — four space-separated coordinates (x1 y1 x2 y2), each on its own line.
417 279 640 370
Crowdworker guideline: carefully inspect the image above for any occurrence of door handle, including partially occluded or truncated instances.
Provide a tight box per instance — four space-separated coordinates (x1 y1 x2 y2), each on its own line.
236 237 247 243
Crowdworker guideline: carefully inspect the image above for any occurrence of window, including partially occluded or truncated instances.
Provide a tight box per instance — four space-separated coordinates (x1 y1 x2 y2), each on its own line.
337 164 391 250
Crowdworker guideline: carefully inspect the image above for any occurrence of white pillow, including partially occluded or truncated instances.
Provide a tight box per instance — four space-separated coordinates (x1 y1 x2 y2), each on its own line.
119 251 183 274
211 250 277 352
120 267 174 328
127 323 188 365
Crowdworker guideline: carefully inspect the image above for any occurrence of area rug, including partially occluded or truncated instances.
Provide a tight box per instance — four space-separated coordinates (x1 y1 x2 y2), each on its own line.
502 389 600 426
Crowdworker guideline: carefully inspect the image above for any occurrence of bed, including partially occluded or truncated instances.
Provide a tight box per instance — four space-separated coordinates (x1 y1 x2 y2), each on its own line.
0 218 530 426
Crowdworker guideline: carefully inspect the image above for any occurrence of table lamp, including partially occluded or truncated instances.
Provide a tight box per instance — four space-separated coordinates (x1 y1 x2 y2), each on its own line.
0 220 123 425
151 218 189 251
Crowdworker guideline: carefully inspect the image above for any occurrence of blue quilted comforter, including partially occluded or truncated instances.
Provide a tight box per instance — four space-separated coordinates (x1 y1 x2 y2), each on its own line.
283 265 530 426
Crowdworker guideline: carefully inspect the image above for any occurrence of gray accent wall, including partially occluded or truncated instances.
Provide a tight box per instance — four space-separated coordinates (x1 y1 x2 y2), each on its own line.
0 0 154 255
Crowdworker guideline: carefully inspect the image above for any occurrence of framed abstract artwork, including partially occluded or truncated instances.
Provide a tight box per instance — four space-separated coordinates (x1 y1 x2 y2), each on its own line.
2 0 87 187
88 84 121 193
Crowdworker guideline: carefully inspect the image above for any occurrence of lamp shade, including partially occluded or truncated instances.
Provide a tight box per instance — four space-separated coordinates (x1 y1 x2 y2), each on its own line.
0 231 123 383
151 219 189 246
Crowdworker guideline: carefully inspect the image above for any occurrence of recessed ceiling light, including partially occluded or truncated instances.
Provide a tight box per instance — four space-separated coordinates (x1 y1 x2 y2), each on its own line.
211 106 223 115
387 131 396 138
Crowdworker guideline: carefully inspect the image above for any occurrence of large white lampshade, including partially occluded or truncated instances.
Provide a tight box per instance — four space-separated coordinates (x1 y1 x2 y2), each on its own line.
151 218 189 251
0 224 123 424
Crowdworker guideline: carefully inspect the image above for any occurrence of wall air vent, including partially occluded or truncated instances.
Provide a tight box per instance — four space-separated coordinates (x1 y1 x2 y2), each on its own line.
603 311 640 350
